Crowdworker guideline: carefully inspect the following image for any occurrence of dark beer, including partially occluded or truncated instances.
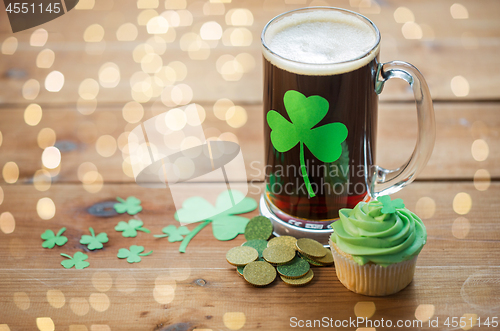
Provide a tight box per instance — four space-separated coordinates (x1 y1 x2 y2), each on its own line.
262 9 380 221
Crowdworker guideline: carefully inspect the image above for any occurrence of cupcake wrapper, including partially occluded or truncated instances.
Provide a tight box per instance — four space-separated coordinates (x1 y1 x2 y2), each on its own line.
330 242 418 296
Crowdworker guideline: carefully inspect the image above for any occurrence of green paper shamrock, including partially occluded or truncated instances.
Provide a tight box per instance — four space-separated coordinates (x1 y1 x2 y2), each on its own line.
80 227 108 250
115 219 151 238
378 195 405 214
117 245 153 263
267 90 348 198
173 190 257 253
60 252 90 269
41 227 68 249
154 225 190 242
114 196 143 215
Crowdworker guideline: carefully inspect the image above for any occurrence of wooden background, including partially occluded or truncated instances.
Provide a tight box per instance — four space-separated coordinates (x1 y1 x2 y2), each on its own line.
0 0 499 330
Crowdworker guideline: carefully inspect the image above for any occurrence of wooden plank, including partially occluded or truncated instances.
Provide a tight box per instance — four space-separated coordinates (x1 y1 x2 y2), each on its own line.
0 181 499 329
0 102 499 184
1 0 499 104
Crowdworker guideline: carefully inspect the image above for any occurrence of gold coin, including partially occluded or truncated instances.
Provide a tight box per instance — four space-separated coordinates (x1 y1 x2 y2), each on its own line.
262 245 295 265
280 269 314 286
296 238 326 258
226 246 259 266
309 248 334 265
243 261 276 286
267 236 297 250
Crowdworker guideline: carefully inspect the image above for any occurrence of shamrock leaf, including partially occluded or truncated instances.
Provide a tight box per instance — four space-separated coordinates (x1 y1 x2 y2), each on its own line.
173 190 257 253
267 90 348 198
117 245 153 263
80 227 108 250
41 227 68 249
154 225 190 242
115 219 151 238
60 252 89 269
114 196 143 215
378 195 405 214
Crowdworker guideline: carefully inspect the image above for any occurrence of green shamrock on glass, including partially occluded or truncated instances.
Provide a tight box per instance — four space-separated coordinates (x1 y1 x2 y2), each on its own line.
115 219 151 238
267 90 348 198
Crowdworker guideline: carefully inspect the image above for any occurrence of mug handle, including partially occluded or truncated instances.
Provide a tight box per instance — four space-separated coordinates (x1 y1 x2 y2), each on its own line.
370 61 436 197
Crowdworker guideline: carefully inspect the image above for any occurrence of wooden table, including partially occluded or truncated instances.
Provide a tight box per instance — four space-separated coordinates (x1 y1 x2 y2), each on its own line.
1 0 499 330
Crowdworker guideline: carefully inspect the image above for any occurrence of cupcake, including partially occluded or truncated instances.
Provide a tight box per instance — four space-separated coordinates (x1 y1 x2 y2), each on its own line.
329 195 427 296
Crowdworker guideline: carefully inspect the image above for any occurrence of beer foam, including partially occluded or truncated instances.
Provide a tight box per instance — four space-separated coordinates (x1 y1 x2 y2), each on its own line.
263 10 379 75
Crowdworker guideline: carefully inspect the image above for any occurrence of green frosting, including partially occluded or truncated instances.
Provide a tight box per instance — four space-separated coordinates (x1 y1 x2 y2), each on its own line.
330 199 427 267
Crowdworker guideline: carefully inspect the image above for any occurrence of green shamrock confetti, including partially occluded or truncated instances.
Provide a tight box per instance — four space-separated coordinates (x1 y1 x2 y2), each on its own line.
174 190 257 253
114 196 143 215
41 227 68 249
80 227 108 250
117 245 153 263
60 252 90 269
267 90 348 198
378 195 405 214
154 225 190 242
115 219 151 238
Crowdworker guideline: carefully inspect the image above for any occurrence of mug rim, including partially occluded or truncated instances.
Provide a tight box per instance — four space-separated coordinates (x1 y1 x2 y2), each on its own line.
261 6 381 67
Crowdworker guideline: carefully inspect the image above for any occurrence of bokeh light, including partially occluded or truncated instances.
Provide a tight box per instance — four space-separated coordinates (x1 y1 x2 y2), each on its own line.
471 139 489 161
452 217 470 239
36 49 55 68
185 103 206 126
451 76 469 97
203 2 225 15
473 169 490 191
24 103 43 126
393 7 414 23
415 197 436 219
30 28 48 47
402 22 422 39
37 197 56 220
137 0 159 9
0 212 15 234
89 293 110 312
70 298 90 316
226 8 253 26
47 290 65 309
223 312 246 330
1 36 18 55
226 106 247 128
75 0 95 10
99 63 121 88
415 304 435 322
79 78 100 100
22 79 40 100
222 28 253 46
42 146 61 169
147 16 169 34
138 9 158 26
165 0 186 9
200 21 223 40
92 272 113 292
13 292 30 310
2 162 19 184
141 53 163 73
0 186 3 205
461 313 477 331
450 3 468 19
213 98 234 120
453 192 472 215
45 71 65 92
122 101 144 123
116 23 139 41
354 301 376 319
33 169 52 191
96 135 117 157
84 24 105 42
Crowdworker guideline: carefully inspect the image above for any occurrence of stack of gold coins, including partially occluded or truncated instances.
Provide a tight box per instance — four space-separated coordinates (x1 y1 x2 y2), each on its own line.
226 216 333 287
